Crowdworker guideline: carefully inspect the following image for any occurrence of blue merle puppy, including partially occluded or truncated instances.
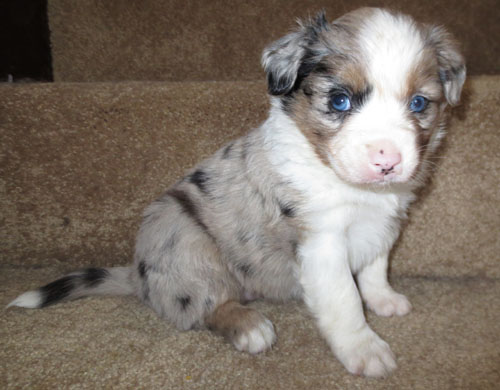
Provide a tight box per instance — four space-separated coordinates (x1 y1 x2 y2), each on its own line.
9 8 465 377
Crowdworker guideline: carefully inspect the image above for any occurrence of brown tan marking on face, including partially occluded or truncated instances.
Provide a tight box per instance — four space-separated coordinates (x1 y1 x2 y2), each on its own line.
285 12 375 168
335 61 367 94
290 89 334 166
404 46 445 150
289 56 370 168
403 46 443 103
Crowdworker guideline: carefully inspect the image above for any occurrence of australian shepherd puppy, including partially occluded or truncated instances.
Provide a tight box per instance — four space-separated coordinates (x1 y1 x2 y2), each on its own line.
9 8 465 377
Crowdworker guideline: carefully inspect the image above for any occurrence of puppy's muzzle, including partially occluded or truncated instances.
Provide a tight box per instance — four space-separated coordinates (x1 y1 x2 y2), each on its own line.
367 140 403 180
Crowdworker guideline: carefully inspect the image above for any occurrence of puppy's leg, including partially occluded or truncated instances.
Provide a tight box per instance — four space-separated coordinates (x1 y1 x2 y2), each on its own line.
357 253 411 317
206 300 276 354
300 233 396 377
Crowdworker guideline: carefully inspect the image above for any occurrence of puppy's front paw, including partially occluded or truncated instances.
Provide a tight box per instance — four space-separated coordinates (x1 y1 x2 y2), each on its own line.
364 289 412 317
336 327 397 377
233 318 276 354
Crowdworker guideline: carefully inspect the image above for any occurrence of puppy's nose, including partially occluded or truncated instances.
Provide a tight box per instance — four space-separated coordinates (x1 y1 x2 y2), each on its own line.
368 141 402 175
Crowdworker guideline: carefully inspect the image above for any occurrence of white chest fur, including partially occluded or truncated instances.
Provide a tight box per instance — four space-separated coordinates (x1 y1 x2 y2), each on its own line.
263 105 412 272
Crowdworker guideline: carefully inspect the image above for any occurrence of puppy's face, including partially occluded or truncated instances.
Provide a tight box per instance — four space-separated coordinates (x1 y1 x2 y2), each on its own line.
262 8 465 185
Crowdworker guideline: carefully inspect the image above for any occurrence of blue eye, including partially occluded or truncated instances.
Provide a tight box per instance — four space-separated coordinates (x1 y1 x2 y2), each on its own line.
410 95 429 113
331 93 351 112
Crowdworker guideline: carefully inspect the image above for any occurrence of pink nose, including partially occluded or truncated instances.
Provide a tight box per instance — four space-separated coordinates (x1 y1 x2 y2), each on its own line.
368 141 402 176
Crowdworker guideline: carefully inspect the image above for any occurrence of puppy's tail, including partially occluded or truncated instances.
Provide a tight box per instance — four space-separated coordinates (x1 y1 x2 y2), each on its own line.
7 267 134 309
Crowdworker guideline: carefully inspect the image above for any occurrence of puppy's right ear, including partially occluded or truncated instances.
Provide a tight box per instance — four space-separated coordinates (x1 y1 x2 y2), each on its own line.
261 12 330 96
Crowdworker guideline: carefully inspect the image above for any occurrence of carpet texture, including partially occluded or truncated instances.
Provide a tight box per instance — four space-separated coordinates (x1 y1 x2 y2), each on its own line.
2 268 499 389
47 0 500 82
1 76 499 389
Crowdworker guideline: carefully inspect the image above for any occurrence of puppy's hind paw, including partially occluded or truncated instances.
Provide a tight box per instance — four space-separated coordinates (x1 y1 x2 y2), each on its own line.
233 318 276 354
206 300 276 354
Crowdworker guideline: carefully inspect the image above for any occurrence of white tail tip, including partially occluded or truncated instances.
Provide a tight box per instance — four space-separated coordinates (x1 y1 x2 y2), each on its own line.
7 290 42 309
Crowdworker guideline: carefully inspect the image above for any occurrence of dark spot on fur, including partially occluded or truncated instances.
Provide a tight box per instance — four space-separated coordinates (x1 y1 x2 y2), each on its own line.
280 95 293 113
189 170 210 194
142 284 150 302
83 268 109 287
439 69 450 83
40 276 75 307
351 85 373 111
160 232 177 254
222 143 234 159
268 72 293 96
292 49 322 93
237 229 253 244
237 263 253 277
38 268 109 307
168 189 196 215
168 189 214 240
138 261 147 278
205 298 214 311
241 139 252 161
62 217 70 227
177 296 192 310
452 64 466 77
303 85 314 97
279 201 296 218
312 61 331 75
137 263 150 301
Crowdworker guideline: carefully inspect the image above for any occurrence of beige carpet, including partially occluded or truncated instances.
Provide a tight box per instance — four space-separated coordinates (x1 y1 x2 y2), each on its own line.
1 76 499 389
2 269 499 389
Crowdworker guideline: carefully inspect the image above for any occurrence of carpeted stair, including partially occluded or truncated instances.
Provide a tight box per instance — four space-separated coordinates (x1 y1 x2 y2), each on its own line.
1 1 499 389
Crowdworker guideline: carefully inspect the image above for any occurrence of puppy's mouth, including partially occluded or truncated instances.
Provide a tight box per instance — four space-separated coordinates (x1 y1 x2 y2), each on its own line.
338 170 414 187
361 162 407 184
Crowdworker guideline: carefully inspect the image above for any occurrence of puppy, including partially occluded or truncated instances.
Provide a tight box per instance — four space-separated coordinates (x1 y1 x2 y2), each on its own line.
8 8 465 377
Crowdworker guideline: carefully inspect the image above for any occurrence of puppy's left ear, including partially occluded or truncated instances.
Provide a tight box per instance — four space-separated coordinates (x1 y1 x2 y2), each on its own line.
427 26 466 106
261 12 330 96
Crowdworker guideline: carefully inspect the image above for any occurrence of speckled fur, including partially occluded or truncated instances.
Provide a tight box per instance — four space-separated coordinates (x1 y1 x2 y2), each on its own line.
132 130 304 331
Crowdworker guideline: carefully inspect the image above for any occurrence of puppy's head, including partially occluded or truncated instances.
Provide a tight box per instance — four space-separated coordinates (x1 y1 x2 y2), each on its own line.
262 8 465 186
